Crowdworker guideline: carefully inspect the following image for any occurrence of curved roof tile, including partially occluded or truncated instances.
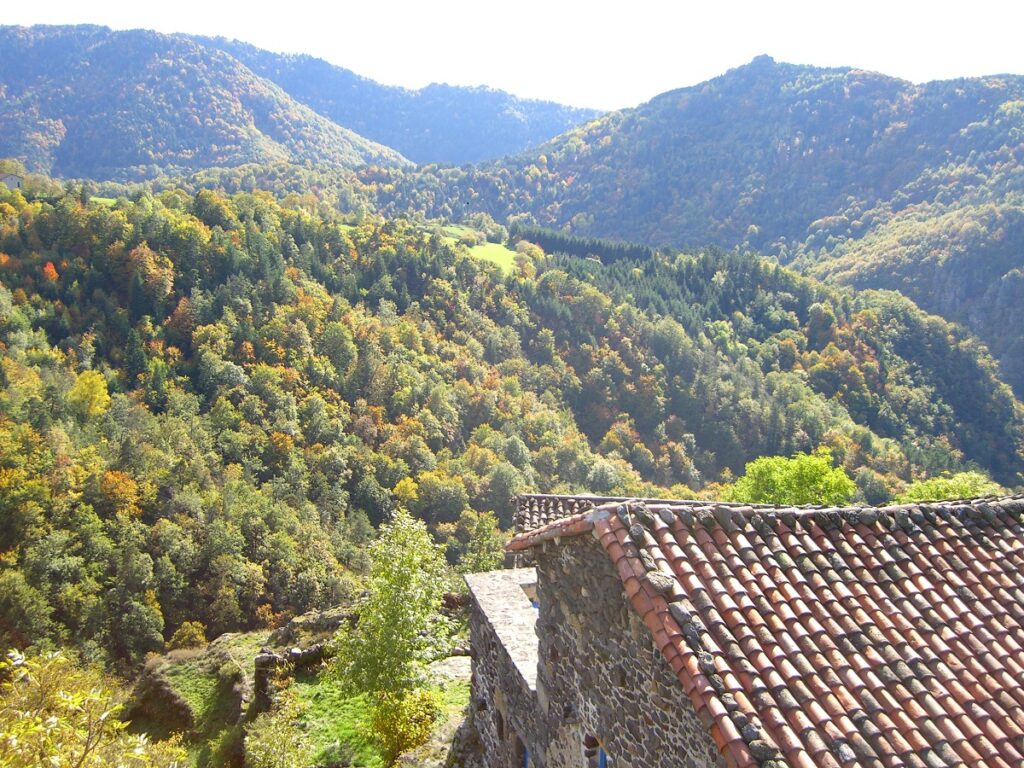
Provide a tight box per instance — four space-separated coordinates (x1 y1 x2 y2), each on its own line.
508 495 1024 768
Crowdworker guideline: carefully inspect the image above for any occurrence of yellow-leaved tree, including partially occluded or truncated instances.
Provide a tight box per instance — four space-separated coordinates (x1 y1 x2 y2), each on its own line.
0 649 186 767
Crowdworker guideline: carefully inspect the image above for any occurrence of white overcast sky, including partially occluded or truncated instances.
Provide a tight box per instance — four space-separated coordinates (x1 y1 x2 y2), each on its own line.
5 1 1024 110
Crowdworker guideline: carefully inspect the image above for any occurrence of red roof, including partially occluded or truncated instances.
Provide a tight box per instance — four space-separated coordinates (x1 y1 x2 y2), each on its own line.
508 496 1024 768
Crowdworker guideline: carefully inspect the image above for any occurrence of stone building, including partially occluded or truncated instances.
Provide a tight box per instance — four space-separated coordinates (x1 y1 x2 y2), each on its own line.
466 493 1024 767
0 172 23 191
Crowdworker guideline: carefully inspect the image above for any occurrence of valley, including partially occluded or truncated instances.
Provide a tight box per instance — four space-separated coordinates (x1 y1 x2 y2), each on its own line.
0 21 1022 768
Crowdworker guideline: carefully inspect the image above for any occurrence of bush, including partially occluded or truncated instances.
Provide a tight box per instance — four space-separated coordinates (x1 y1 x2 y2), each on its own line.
331 509 449 695
244 690 312 768
728 447 856 506
371 689 441 764
896 471 1003 503
0 649 186 768
167 621 207 650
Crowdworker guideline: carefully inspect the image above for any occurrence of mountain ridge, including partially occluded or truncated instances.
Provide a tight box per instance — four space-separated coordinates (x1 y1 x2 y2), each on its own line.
3 30 1023 395
0 24 601 179
194 34 602 165
0 24 411 179
365 55 1024 394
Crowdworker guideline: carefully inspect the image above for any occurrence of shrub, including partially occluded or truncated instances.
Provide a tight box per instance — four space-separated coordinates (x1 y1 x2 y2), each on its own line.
371 689 441 764
167 621 207 650
244 690 312 768
0 649 186 767
896 471 1002 503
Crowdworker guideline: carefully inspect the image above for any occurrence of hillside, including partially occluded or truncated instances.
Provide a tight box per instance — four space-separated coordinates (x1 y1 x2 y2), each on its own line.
1 183 1021 672
197 36 601 165
367 56 1024 394
7 30 1021 393
374 55 1024 248
0 24 599 179
0 25 409 180
792 173 1024 394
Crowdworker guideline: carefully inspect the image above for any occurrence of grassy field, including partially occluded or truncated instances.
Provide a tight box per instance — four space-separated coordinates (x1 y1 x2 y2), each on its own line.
438 225 517 273
160 654 243 767
468 241 516 273
210 630 272 679
294 674 384 767
148 631 272 767
134 629 469 767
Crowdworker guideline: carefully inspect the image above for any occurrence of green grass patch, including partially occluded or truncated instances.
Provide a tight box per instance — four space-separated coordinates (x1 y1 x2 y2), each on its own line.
161 658 239 735
468 241 516 273
291 672 469 767
160 656 244 767
211 630 271 680
161 658 222 731
440 225 471 238
432 224 517 272
91 196 116 206
437 679 470 716
294 672 384 768
192 724 243 768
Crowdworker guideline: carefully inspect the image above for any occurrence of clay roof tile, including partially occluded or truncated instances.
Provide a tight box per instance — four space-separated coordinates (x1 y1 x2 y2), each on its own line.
506 494 1024 767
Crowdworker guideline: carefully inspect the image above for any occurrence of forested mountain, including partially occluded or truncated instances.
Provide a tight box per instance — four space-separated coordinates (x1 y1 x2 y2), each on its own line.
0 183 1020 666
7 30 1022 395
4 30 1024 766
196 36 601 165
373 55 1024 249
366 56 1024 394
0 24 599 180
792 174 1024 395
0 25 410 180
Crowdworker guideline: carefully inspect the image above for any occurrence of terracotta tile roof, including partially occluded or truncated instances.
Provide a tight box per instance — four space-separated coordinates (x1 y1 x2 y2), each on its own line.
508 495 1024 768
514 493 755 533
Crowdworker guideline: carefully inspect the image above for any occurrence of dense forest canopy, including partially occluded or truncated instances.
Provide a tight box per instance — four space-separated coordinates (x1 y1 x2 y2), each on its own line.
4 29 1023 398
0 183 1020 672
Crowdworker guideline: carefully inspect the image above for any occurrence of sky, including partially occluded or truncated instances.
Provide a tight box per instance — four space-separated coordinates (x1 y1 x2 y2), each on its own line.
5 1 1024 110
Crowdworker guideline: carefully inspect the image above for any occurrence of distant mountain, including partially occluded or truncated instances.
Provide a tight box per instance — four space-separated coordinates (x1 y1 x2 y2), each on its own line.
369 56 1024 394
0 25 409 180
0 25 598 180
195 36 601 165
376 55 1024 246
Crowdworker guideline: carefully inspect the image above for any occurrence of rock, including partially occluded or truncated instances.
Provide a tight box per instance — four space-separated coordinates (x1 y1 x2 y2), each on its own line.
668 601 693 626
697 652 716 675
633 504 656 528
646 571 675 594
639 550 658 573
814 509 841 530
748 739 779 760
740 722 760 741
266 605 353 646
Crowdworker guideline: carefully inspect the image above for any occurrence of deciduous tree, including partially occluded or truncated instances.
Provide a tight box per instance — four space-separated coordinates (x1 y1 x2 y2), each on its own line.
728 448 855 506
0 650 186 767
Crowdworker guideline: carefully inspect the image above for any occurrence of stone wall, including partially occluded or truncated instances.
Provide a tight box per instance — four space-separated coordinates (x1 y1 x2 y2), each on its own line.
467 571 542 768
469 538 726 767
532 537 726 768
